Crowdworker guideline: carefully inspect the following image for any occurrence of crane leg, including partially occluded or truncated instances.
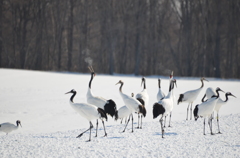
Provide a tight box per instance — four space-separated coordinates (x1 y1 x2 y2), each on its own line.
203 119 206 135
186 103 190 120
159 116 165 138
76 121 93 141
140 114 142 129
164 116 167 128
87 122 93 142
190 103 193 120
131 114 134 133
122 114 131 132
217 113 222 134
136 114 140 129
101 120 107 137
95 119 98 137
168 112 172 127
208 117 214 135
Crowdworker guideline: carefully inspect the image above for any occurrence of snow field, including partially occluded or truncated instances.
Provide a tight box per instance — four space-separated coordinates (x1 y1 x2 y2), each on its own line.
0 68 240 157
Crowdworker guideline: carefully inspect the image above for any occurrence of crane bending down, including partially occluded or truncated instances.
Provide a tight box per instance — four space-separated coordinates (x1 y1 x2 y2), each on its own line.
116 80 146 133
178 77 208 120
204 87 236 133
135 77 149 129
0 120 22 135
66 89 107 141
153 79 177 138
193 88 224 135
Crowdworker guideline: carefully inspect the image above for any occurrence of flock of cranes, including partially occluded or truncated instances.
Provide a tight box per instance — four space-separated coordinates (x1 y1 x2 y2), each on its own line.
0 67 236 142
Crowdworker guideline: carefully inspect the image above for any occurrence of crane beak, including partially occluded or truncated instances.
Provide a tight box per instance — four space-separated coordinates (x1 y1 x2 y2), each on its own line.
204 78 209 82
19 123 22 127
115 81 121 85
65 91 71 94
231 94 237 98
219 89 225 93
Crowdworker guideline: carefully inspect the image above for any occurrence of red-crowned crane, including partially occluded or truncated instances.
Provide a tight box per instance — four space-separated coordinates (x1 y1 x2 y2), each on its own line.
153 79 177 138
193 88 224 135
116 80 146 133
177 77 208 120
204 87 236 133
135 77 149 129
66 89 107 142
0 120 22 135
87 66 117 136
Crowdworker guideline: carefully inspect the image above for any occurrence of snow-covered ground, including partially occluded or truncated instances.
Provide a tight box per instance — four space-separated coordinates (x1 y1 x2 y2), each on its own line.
0 68 240 157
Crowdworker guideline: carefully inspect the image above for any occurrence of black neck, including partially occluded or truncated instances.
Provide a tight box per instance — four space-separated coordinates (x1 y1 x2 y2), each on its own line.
216 89 220 98
202 94 207 102
119 82 123 92
89 73 94 88
169 80 174 92
158 79 161 88
70 91 76 103
200 79 204 88
142 79 146 89
224 93 229 102
212 89 220 99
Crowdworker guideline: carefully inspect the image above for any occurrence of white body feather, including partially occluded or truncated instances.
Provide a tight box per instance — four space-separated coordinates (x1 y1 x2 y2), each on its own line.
69 100 104 121
181 88 202 103
197 97 218 118
117 106 131 120
119 92 142 113
87 88 107 109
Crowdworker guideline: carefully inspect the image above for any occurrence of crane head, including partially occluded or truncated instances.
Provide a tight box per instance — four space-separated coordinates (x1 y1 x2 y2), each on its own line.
131 93 134 97
16 120 22 127
115 80 123 85
88 66 95 77
226 92 236 98
65 89 76 94
141 77 145 87
201 77 209 82
216 87 225 93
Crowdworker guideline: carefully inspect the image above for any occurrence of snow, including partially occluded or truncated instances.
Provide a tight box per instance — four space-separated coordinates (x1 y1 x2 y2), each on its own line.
0 68 240 157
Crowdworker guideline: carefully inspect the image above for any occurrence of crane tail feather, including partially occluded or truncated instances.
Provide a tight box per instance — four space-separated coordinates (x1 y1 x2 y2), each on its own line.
104 99 117 118
193 105 199 121
138 105 146 117
178 94 184 104
114 110 119 121
97 108 108 121
137 98 145 106
153 103 165 119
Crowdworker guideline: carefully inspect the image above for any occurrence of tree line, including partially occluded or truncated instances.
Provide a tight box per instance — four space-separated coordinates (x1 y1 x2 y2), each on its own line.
0 0 239 78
